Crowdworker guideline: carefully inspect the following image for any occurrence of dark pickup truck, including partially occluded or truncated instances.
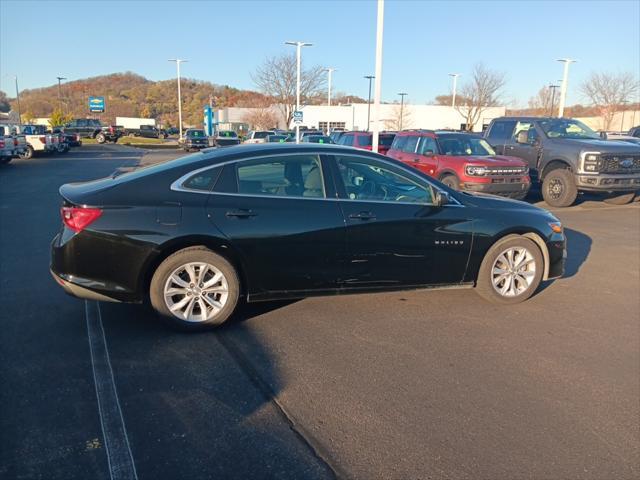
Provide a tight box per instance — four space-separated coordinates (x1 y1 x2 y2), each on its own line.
123 125 167 139
485 117 640 206
62 119 122 143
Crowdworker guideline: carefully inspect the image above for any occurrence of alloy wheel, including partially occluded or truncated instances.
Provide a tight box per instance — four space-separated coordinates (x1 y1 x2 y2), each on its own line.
163 262 229 322
491 247 536 297
547 178 564 200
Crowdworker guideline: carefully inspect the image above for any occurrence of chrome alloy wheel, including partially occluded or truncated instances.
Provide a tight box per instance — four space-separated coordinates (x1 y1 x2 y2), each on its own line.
163 262 229 322
491 247 536 297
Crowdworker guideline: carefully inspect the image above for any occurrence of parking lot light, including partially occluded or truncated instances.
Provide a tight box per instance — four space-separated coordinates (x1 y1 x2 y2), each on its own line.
364 75 375 131
448 73 460 108
398 92 407 130
325 68 337 107
168 59 188 139
285 41 312 143
556 58 576 118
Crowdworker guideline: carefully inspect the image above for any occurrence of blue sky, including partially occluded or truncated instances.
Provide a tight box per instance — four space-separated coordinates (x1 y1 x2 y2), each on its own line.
1 0 639 106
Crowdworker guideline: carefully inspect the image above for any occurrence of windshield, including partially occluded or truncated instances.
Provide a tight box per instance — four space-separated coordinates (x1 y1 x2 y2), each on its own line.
218 131 237 138
254 131 273 139
539 119 600 140
438 134 496 156
188 130 205 137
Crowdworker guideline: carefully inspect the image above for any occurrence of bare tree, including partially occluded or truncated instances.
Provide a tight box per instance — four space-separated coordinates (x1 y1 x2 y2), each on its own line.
581 71 639 130
242 107 279 130
455 64 506 131
528 86 555 115
384 104 412 130
252 53 325 127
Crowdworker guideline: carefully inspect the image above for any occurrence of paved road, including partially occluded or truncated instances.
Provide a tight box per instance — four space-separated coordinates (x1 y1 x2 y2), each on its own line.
1 145 638 480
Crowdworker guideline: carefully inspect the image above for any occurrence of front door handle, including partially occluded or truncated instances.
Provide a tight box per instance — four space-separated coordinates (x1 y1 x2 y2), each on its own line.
349 211 376 220
226 209 258 218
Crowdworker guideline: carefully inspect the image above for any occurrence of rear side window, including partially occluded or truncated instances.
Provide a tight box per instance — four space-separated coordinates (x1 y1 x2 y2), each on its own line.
340 135 355 146
236 155 324 198
357 135 372 147
417 137 438 155
182 166 221 191
402 135 420 153
486 120 517 142
391 135 408 151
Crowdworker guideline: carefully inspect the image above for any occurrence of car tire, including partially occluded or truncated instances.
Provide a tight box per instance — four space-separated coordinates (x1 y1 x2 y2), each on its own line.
441 174 460 190
150 247 240 330
19 145 34 160
475 235 544 305
542 168 577 207
602 192 635 205
96 133 106 144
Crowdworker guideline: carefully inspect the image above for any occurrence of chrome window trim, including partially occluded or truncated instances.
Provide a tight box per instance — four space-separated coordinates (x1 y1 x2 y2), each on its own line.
170 150 463 207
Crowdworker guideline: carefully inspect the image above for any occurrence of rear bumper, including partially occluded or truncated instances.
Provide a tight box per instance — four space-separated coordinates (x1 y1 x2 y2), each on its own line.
576 174 640 192
50 269 122 302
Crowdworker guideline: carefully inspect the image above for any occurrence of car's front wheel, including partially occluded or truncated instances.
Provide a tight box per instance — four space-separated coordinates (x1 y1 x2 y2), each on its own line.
475 235 543 305
96 133 106 144
150 247 240 330
19 145 34 159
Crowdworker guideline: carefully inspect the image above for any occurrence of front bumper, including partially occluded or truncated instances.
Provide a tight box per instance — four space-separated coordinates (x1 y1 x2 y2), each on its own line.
462 180 531 197
576 174 640 192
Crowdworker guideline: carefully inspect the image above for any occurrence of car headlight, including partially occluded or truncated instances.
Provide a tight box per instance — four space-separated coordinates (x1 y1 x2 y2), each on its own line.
582 153 602 173
465 165 487 176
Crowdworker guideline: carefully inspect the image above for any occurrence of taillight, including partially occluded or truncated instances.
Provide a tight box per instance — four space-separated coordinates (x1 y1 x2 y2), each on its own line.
14 139 18 146
39 136 46 144
61 206 102 233
0 139 4 148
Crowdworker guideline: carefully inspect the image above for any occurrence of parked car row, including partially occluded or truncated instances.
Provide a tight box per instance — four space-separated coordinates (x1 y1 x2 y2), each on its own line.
0 123 83 164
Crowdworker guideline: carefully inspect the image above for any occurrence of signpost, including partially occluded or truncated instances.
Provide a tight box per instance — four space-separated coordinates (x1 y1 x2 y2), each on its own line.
293 110 303 125
203 105 215 137
88 96 105 113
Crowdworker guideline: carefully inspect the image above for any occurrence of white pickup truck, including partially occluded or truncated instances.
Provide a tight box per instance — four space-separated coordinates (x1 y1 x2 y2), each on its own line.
16 124 56 159
243 130 275 144
0 125 28 164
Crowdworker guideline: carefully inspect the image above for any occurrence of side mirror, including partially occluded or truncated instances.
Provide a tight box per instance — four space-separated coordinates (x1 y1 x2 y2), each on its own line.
599 131 608 140
516 130 529 144
434 191 451 207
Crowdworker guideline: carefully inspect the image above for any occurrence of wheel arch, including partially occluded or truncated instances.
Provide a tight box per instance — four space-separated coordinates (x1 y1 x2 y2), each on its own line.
540 159 572 181
140 235 249 301
438 169 458 180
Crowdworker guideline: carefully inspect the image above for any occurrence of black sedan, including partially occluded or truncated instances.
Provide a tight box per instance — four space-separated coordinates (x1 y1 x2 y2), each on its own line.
51 144 566 329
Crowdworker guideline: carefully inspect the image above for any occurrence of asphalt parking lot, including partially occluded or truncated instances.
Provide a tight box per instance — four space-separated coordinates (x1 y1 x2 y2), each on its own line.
1 144 639 480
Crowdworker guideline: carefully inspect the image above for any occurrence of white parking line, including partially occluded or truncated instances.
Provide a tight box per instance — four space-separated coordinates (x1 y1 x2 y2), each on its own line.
85 301 138 480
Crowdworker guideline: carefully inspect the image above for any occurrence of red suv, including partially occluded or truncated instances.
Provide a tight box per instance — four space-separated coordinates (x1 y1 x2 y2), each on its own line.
337 131 396 155
387 130 531 199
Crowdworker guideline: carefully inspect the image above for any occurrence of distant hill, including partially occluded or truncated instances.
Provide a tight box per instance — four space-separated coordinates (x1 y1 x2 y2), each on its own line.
4 72 365 127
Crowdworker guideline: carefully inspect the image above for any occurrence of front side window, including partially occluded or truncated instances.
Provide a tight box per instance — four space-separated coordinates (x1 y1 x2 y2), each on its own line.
236 155 324 198
334 155 433 204
391 135 408 151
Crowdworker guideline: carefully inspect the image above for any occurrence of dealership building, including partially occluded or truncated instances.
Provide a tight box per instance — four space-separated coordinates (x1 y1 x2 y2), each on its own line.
215 103 506 133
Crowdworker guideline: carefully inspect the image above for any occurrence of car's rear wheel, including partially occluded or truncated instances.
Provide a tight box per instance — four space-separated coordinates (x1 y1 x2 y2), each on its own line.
96 133 106 144
19 145 34 159
475 235 543 305
542 168 577 207
440 174 460 190
150 247 239 330
602 192 636 205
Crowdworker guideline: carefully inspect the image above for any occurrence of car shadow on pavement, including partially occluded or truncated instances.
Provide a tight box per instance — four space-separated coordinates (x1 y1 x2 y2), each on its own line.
99 299 332 479
563 227 592 278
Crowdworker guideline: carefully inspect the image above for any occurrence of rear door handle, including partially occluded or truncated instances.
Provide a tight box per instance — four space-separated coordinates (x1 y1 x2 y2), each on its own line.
349 211 376 220
226 209 258 218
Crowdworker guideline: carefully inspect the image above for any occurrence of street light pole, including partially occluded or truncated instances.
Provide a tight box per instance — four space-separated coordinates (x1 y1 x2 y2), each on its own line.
168 59 188 138
448 73 460 108
397 92 407 130
14 76 21 121
286 41 312 143
548 84 560 116
556 58 576 118
56 76 66 108
325 68 336 107
364 75 374 131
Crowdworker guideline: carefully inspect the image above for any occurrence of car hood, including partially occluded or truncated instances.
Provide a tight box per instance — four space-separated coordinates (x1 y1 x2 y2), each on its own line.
551 138 640 152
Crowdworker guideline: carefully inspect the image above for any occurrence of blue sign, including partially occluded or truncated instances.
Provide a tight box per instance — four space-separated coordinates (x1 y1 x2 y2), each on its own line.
293 110 303 124
89 96 105 113
203 106 215 136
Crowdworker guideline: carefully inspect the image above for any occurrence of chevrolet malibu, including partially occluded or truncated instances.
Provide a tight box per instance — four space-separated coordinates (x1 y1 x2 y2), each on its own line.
51 144 566 330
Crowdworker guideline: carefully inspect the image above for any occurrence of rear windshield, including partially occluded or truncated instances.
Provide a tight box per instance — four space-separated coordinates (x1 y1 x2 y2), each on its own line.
188 130 205 137
218 131 237 138
254 131 272 139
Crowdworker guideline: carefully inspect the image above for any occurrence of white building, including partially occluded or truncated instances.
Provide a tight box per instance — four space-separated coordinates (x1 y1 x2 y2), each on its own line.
216 103 506 133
